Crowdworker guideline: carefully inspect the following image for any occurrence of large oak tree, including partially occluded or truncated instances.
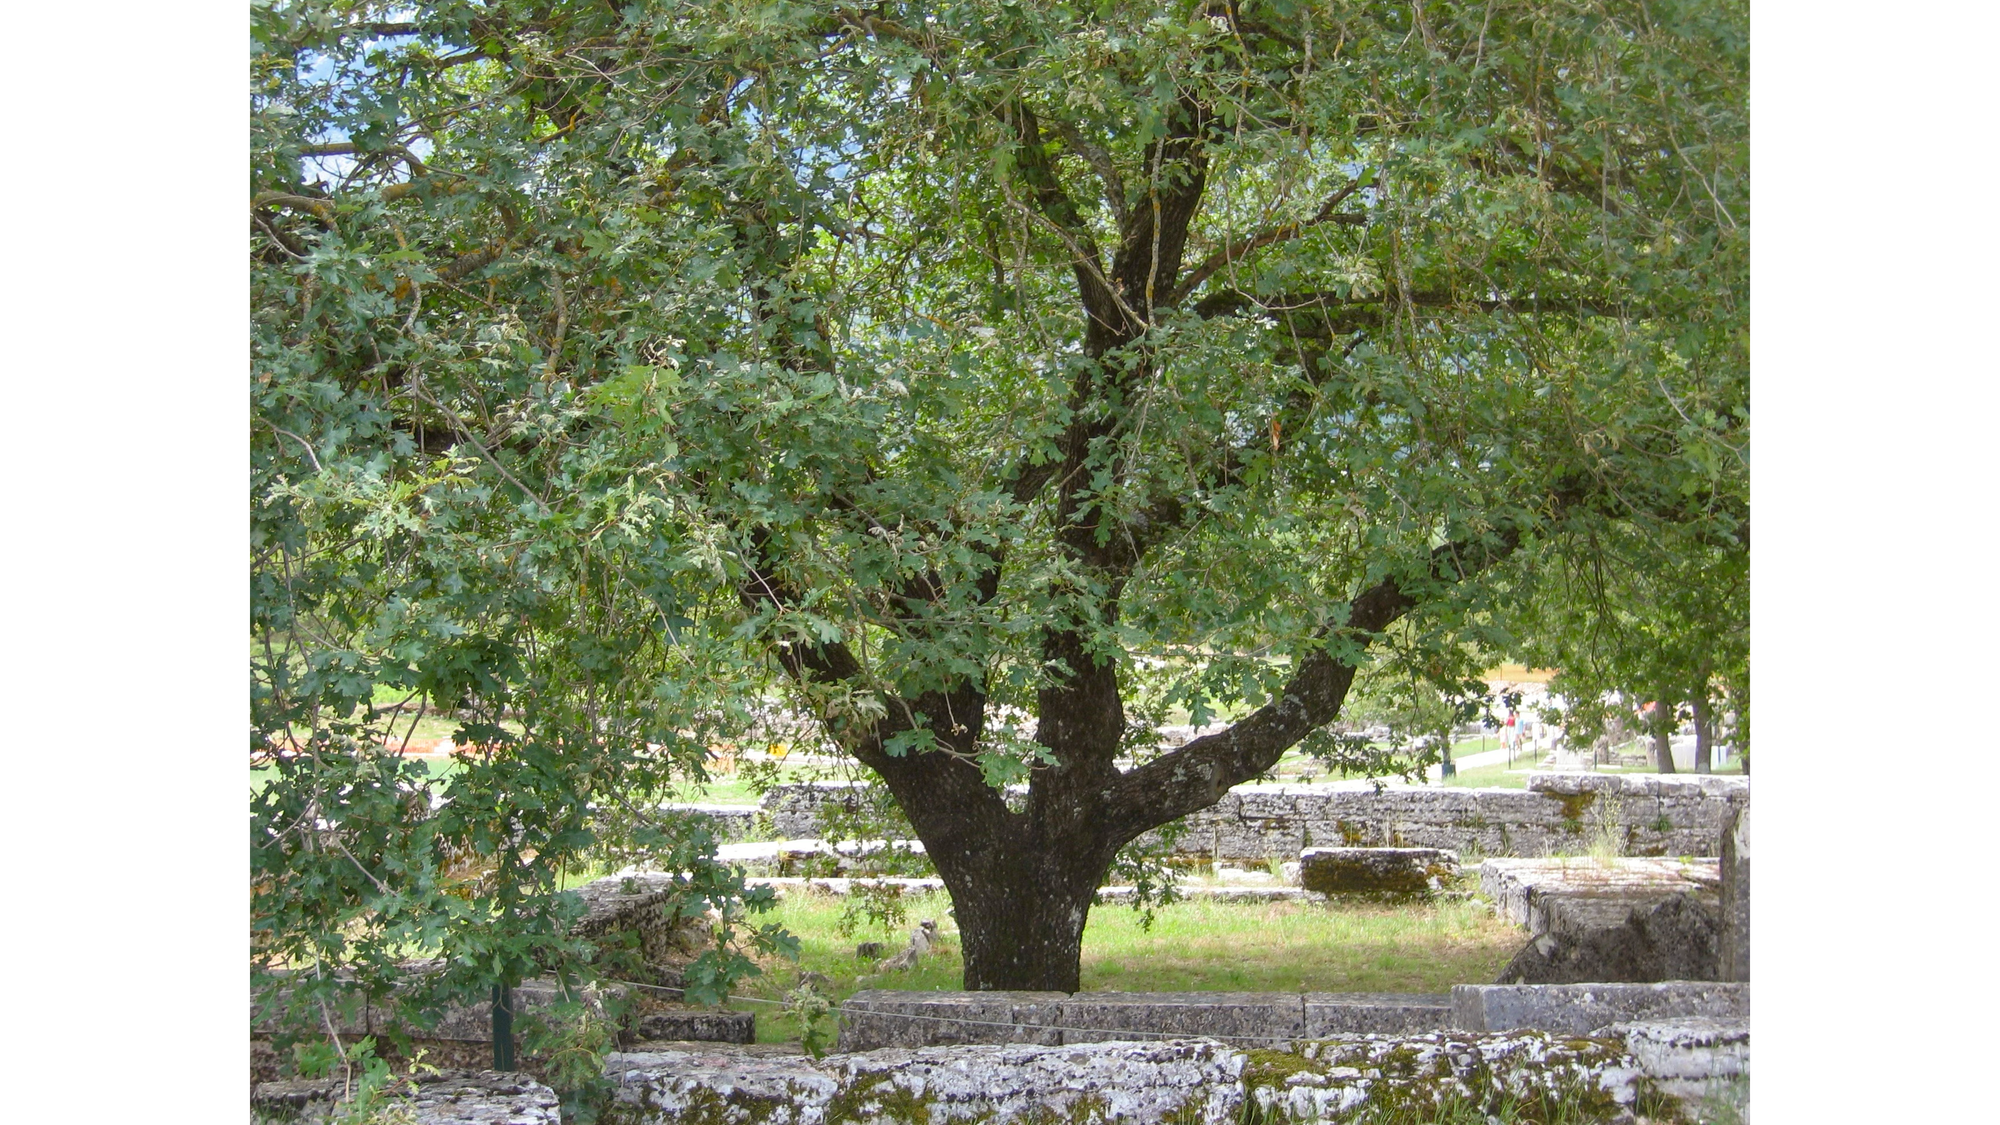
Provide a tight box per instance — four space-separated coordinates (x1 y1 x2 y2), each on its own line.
254 0 1746 996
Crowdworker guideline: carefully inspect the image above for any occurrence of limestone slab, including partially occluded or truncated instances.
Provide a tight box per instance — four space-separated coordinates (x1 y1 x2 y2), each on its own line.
1301 993 1451 1035
1059 991 1305 1047
1601 1017 1750 1105
837 990 1068 1051
1719 802 1751 982
636 1008 756 1044
252 1070 561 1125
1451 981 1749 1035
1298 847 1459 894
601 1032 1671 1125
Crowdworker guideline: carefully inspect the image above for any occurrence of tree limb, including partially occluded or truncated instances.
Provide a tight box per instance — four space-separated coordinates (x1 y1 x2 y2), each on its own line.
1103 526 1526 838
1165 178 1369 306
1047 117 1128 229
253 192 336 221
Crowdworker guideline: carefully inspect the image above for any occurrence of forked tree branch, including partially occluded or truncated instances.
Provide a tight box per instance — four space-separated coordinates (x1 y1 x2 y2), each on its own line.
1165 178 1370 306
1103 526 1527 839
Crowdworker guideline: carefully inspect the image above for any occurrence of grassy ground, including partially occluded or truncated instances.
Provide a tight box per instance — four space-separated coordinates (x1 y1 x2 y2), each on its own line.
1441 759 1748 789
722 886 1522 1043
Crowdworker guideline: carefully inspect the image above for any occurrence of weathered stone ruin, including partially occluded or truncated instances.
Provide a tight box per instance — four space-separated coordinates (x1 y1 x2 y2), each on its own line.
253 778 1751 1122
252 1069 562 1124
1719 801 1751 982
598 1026 1735 1125
252 871 737 1083
1297 846 1460 894
756 773 1747 862
1481 857 1724 984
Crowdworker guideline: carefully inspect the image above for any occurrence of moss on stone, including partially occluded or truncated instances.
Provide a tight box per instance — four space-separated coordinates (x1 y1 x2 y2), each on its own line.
825 1072 936 1125
1014 1092 1111 1125
1548 792 1599 822
623 1083 789 1125
1240 1047 1323 1088
1374 1043 1428 1077
1632 1079 1690 1124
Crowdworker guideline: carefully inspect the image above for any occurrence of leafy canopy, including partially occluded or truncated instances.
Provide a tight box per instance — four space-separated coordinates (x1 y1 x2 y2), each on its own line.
251 0 1746 1013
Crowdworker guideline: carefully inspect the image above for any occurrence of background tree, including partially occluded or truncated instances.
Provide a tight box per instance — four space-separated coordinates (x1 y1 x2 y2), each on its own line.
254 0 1747 995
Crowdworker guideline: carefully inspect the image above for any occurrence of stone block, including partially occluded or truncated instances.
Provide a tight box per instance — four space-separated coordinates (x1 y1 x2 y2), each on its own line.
252 1069 561 1125
657 802 758 843
1479 857 1718 932
1719 801 1751 982
572 873 711 984
635 1007 756 1044
758 780 878 839
1058 991 1304 1047
1302 992 1451 1035
1480 856 1723 984
1497 893 1720 984
837 989 1067 1051
1451 981 1749 1035
1298 847 1459 894
1602 1017 1751 1106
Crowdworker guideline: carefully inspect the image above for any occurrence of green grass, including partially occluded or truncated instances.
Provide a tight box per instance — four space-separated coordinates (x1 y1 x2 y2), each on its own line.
1441 761 1540 789
721 887 1521 1043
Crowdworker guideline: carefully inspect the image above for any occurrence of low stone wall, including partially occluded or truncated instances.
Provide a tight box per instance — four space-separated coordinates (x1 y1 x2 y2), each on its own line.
837 990 1451 1052
660 802 760 843
636 1009 757 1044
1451 982 1749 1035
714 837 931 876
252 976 618 1043
602 1028 1728 1124
574 873 715 984
252 1070 561 1125
760 780 880 839
726 875 1312 905
1161 773 1748 861
759 773 1748 861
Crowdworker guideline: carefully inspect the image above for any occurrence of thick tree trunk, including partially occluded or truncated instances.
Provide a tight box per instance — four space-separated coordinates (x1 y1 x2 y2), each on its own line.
1693 694 1713 774
1650 697 1677 774
935 834 1111 992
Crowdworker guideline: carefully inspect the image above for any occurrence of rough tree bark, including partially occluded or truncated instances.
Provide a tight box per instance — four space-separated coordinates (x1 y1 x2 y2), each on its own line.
1650 694 1678 774
1693 694 1713 774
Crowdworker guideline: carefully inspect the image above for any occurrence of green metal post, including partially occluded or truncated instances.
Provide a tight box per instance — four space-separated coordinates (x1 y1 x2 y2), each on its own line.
492 982 515 1071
